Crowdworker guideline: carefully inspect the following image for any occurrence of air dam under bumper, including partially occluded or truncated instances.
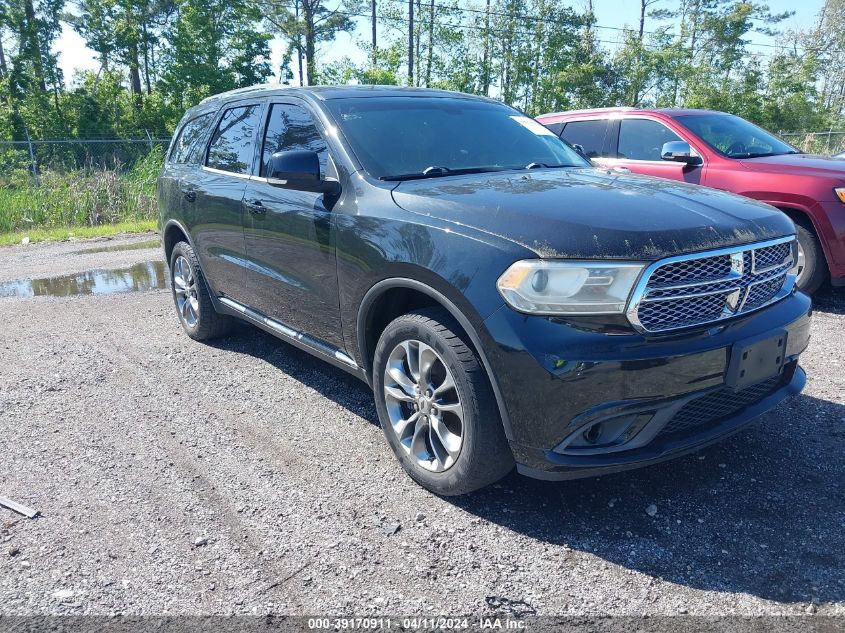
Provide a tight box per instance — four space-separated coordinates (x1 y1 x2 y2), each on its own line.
480 290 812 481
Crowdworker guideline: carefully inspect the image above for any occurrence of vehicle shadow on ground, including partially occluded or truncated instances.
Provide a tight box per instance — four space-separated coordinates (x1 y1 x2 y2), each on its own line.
813 286 845 315
207 322 379 422
452 392 845 605
208 320 843 606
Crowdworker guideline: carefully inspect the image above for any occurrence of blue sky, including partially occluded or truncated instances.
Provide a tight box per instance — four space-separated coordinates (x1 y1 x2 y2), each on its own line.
52 0 826 85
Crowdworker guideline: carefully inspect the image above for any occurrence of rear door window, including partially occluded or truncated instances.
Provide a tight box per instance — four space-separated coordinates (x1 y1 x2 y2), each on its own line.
261 103 328 177
560 119 609 158
206 104 263 175
617 118 682 161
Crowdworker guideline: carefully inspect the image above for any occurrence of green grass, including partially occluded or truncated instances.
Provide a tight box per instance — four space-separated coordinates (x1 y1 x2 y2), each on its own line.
0 150 162 237
0 220 158 247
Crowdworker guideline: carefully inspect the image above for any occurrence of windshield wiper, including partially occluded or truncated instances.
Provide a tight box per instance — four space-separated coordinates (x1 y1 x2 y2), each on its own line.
734 151 800 159
524 162 573 169
380 166 510 181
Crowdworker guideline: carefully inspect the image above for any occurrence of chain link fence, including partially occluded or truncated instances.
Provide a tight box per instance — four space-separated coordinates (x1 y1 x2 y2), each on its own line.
2 130 840 185
778 131 845 155
0 137 171 234
0 136 171 183
0 128 841 236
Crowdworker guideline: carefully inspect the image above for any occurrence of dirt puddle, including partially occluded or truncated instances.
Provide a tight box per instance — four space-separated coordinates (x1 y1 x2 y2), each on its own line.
0 261 168 298
73 239 161 255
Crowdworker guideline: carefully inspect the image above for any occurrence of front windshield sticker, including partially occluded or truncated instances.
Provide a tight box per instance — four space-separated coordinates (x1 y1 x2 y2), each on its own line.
510 115 556 137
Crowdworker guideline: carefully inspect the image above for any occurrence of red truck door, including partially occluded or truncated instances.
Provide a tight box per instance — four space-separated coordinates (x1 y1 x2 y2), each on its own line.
597 117 706 185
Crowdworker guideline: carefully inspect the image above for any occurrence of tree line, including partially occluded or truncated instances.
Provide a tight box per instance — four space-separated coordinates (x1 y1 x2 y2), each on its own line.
1 0 845 146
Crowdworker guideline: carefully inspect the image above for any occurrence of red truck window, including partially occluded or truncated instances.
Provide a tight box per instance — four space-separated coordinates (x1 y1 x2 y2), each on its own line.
617 119 682 161
560 120 608 158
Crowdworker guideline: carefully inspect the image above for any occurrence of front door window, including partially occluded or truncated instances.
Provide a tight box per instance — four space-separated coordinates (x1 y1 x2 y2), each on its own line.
616 119 683 161
261 103 328 176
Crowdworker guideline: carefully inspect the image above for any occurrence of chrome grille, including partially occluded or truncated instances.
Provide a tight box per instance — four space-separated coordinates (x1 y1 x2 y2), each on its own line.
628 237 796 334
744 276 787 309
649 256 732 286
637 295 725 330
753 242 791 272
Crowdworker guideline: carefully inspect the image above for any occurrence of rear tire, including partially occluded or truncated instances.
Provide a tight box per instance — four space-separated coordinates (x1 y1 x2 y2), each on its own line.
169 241 233 341
793 221 826 294
372 307 514 496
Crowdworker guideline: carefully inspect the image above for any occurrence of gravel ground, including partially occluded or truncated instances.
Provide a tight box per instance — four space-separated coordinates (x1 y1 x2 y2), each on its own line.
0 233 843 617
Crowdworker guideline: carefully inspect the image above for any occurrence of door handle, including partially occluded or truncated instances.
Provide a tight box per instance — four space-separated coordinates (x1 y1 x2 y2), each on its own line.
182 189 196 202
609 167 631 174
245 200 266 215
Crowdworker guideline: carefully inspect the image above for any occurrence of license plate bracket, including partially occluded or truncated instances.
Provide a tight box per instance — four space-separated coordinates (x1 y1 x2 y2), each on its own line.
726 331 787 390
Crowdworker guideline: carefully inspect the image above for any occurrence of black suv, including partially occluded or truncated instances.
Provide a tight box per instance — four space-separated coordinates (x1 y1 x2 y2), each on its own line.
158 86 811 495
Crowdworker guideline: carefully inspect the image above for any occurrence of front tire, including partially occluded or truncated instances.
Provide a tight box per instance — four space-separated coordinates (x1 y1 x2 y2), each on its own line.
169 241 232 341
372 308 514 495
793 221 826 294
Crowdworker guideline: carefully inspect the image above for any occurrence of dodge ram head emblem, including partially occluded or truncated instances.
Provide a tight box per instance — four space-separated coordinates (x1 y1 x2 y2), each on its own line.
730 251 744 275
725 253 746 312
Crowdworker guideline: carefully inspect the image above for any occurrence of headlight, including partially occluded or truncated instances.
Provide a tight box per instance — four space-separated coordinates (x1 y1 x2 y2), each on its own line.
835 187 845 204
497 260 645 315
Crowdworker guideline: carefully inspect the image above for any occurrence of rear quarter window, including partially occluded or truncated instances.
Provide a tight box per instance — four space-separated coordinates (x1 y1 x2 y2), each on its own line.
560 120 609 158
169 113 214 164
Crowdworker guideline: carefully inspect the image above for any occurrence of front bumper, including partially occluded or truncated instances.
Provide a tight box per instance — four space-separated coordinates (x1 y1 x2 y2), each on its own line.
480 290 812 480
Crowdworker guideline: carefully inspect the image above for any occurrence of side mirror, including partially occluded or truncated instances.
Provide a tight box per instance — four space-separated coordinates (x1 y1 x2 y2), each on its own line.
661 141 701 165
572 143 588 159
570 143 595 165
267 150 340 195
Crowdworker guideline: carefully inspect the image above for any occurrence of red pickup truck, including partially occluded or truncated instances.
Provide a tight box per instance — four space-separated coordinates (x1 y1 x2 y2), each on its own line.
536 108 845 292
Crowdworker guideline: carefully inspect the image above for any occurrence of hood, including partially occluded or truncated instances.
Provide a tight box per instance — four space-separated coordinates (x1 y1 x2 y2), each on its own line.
391 168 795 260
739 153 845 179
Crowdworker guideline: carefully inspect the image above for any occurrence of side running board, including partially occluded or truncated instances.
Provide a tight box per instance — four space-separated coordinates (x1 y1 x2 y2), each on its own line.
217 296 358 368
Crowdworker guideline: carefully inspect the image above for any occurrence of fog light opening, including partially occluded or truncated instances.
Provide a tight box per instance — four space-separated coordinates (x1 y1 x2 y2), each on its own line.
583 424 602 444
560 412 655 454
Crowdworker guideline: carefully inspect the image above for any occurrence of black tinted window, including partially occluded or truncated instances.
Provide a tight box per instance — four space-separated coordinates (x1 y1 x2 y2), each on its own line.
617 118 682 160
542 120 564 136
170 113 213 164
324 97 587 179
206 105 262 174
560 120 608 158
261 103 328 176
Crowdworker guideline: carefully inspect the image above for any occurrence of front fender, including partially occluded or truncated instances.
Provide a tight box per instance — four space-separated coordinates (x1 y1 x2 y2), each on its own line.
333 203 530 441
355 276 516 441
334 206 529 360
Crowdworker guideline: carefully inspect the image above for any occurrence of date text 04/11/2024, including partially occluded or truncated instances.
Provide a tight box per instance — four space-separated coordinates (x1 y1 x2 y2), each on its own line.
306 617 527 630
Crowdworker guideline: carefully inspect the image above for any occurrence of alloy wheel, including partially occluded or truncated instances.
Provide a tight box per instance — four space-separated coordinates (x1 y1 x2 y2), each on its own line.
173 255 199 328
791 240 806 283
383 339 464 472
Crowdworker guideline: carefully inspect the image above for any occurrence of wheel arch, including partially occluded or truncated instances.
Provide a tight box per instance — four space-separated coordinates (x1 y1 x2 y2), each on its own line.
771 204 833 265
768 204 833 292
772 203 818 233
162 219 193 264
357 277 514 440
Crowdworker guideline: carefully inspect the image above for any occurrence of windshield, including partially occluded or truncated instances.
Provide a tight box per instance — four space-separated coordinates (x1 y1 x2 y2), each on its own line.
676 113 799 159
324 96 589 180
